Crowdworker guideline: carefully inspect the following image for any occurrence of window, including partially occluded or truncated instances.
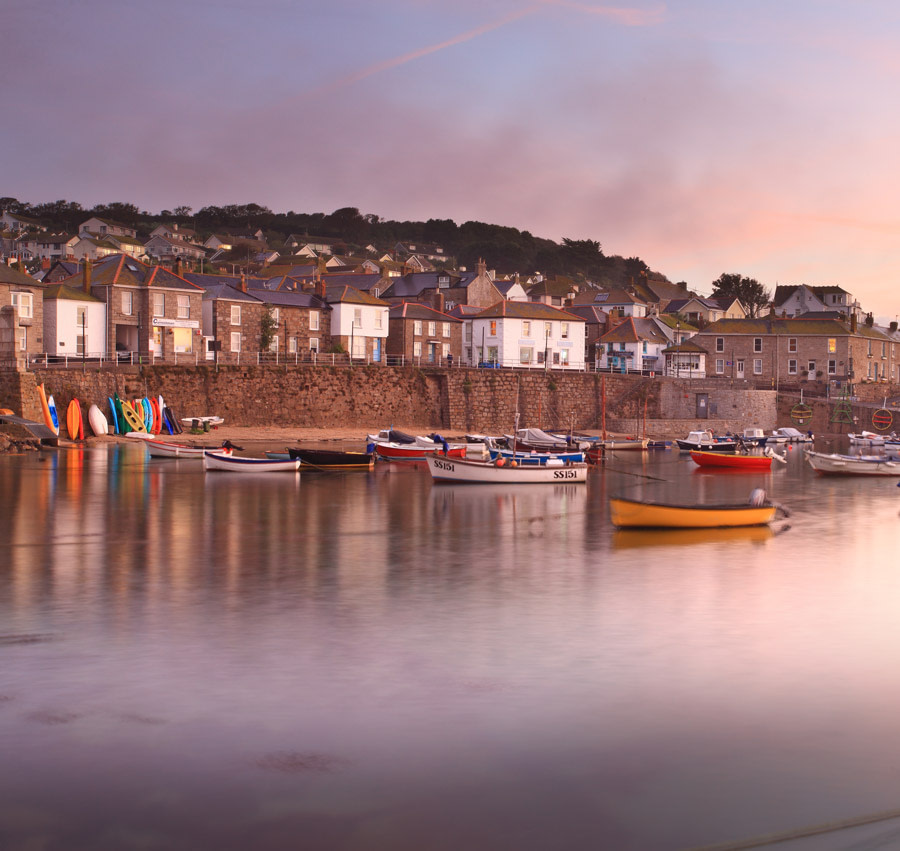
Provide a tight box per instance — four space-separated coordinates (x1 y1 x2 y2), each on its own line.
537 351 545 364
443 322 450 338
753 358 763 374
309 338 319 352
353 308 362 328
309 310 319 331
553 351 560 365
438 275 450 288
414 341 422 357
520 347 533 364
868 340 873 356
788 338 797 353
288 337 298 354
76 306 87 329
807 361 816 374
544 322 552 339
559 349 569 365
882 342 887 358
828 359 836 374
561 323 569 339
716 358 725 374
16 326 26 350
464 325 471 342
788 359 797 374
428 321 436 337
230 305 241 326
487 346 498 363
122 291 133 316
715 337 724 352
413 320 422 335
489 321 497 336
753 338 762 352
375 311 383 330
177 295 190 319
153 292 165 317
11 292 33 319
827 338 836 353
270 307 279 324
352 336 365 358
230 332 241 352
442 343 450 359
523 321 531 337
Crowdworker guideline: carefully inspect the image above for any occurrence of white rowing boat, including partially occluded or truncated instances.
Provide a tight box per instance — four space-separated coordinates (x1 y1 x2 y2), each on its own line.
425 454 588 484
203 452 299 472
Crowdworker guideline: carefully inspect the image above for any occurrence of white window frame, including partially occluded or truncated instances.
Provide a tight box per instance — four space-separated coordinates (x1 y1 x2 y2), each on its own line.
353 308 362 328
414 341 422 357
443 322 451 338
309 337 319 352
11 292 33 319
177 294 190 319
788 338 797 353
753 358 763 374
288 336 298 354
788 359 797 374
309 310 319 331
828 359 836 375
122 291 133 316
413 320 422 335
715 337 724 352
716 358 725 374
753 338 762 352
561 322 569 339
230 331 241 352
230 305 241 326
153 292 165 317
428 321 436 337
16 326 26 350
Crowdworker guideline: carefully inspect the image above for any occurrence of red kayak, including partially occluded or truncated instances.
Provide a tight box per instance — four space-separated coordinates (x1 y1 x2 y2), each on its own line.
690 450 772 470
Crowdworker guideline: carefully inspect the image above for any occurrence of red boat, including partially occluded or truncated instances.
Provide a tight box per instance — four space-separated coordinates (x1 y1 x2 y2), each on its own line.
690 450 773 470
374 442 466 460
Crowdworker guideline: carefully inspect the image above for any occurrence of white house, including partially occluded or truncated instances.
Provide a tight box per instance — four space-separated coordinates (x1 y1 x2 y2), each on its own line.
78 218 137 239
22 233 77 262
469 301 586 369
42 282 106 358
324 284 390 361
772 284 858 318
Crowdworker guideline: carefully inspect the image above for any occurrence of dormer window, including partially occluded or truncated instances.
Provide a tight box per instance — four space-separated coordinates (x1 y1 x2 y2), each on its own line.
438 275 450 288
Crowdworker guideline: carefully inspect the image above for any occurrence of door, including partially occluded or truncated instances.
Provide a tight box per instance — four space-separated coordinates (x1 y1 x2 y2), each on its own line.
696 393 709 418
736 359 744 379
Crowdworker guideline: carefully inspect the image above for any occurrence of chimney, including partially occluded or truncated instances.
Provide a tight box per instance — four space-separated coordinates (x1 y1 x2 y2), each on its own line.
850 313 857 333
432 291 445 314
316 280 326 300
240 274 247 294
41 257 51 270
82 258 92 294
477 257 487 277
174 256 182 277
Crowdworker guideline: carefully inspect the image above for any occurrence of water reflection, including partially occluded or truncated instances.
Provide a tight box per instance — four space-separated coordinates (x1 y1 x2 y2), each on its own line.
2 444 900 850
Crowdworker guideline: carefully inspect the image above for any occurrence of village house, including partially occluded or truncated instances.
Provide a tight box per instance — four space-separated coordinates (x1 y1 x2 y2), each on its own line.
662 340 709 378
573 288 649 318
1 211 45 234
664 295 745 326
78 217 137 240
144 234 208 266
387 302 462 365
564 304 610 369
20 233 77 263
493 276 529 302
324 284 390 362
772 284 859 319
692 315 898 385
199 278 267 362
527 277 579 307
42 281 106 360
598 317 670 373
380 259 503 311
468 301 586 369
0 263 44 367
59 255 205 362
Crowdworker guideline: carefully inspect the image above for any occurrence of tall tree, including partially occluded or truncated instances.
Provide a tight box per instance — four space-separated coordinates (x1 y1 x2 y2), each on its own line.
711 273 771 318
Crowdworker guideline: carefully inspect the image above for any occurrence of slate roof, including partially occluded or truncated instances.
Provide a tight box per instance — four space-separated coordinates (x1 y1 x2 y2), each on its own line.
474 301 585 322
324 284 389 306
43 283 102 302
662 340 709 354
565 305 608 325
655 314 698 331
389 302 462 322
700 317 875 336
381 271 476 299
184 272 267 290
601 317 669 343
61 255 204 291
0 264 41 286
201 283 263 303
255 290 329 309
773 284 849 305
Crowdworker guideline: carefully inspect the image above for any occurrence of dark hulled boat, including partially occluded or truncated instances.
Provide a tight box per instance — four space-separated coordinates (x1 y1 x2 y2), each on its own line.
288 447 375 469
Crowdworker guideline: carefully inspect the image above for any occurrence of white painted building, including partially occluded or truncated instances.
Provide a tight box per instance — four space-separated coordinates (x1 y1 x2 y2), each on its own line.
469 301 586 369
42 283 106 358
325 284 390 361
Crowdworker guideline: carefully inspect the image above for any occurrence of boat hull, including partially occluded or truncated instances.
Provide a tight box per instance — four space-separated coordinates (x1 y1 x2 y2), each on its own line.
147 440 231 459
489 448 584 466
375 442 466 460
203 453 299 472
288 448 374 469
426 455 588 484
806 450 900 476
609 497 776 528
690 451 773 470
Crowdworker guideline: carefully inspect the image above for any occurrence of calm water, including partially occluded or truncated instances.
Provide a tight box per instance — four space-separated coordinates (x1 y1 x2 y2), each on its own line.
3 442 900 850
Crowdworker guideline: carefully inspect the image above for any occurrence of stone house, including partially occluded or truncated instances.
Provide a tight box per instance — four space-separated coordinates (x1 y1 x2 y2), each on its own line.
42 282 106 359
527 276 579 307
469 301 586 369
199 279 268 362
565 304 610 369
144 235 207 266
0 263 44 367
324 284 390 362
61 255 205 361
692 316 898 386
664 296 744 326
387 302 462 365
251 286 331 357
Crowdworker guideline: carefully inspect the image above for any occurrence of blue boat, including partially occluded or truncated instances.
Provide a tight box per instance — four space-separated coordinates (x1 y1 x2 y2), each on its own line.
489 448 585 466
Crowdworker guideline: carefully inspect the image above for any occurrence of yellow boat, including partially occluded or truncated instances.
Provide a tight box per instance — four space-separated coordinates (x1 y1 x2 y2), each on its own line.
120 402 147 433
609 495 777 528
612 526 774 549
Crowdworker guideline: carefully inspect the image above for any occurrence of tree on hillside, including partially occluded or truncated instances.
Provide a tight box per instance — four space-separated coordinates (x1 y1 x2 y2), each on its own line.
711 273 771 318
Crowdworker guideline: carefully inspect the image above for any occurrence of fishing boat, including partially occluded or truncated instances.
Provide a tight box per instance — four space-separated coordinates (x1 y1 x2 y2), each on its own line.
609 491 779 528
848 430 890 447
767 427 813 444
690 450 777 470
374 441 466 460
288 446 374 469
426 454 588 484
203 452 299 472
675 430 738 451
182 415 225 428
738 427 768 447
502 428 590 452
806 450 900 476
146 439 234 459
489 447 585 466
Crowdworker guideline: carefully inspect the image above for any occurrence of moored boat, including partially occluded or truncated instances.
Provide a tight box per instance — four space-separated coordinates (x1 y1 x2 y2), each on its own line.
503 428 589 452
203 452 299 472
374 441 466 460
676 430 738 451
489 447 584 466
848 430 889 447
426 454 588 484
288 446 375 469
806 450 900 476
609 491 779 528
147 439 234 459
690 450 774 470
768 427 813 444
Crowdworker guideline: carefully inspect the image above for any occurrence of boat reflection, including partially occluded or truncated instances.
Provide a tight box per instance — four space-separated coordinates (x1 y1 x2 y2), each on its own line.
611 525 775 549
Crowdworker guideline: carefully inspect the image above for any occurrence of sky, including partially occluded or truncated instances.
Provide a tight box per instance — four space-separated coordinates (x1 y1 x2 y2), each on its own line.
5 0 900 318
